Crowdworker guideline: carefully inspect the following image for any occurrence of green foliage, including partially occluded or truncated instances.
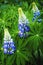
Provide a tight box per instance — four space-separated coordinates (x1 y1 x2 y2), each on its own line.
0 2 43 65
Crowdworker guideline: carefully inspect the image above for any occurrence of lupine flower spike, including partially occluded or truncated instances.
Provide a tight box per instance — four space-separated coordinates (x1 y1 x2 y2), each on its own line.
32 2 41 22
18 8 30 38
3 28 16 54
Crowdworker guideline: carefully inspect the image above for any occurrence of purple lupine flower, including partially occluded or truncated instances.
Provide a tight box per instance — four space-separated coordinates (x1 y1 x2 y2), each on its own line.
38 19 42 22
18 8 30 38
3 28 16 54
24 24 30 32
18 31 24 38
4 48 8 54
18 24 25 33
32 2 41 22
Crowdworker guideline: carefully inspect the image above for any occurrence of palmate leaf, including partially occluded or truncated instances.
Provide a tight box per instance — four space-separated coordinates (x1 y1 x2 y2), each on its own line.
6 53 16 65
14 36 30 65
27 36 38 52
27 21 43 51
16 53 21 65
16 50 28 65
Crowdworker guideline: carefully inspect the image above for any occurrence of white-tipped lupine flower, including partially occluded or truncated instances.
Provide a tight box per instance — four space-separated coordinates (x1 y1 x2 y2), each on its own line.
32 2 41 22
18 8 30 38
4 28 11 41
18 8 29 24
32 2 40 13
3 28 16 54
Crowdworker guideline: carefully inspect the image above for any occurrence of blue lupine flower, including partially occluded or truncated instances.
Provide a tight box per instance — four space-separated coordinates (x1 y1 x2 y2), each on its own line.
3 28 16 54
18 24 25 33
3 44 8 49
24 25 30 32
32 2 41 22
18 8 30 38
19 31 27 38
19 31 24 38
35 11 40 16
18 24 23 29
38 19 42 22
4 48 8 54
8 50 14 54
32 11 41 22
32 16 36 21
33 11 40 17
